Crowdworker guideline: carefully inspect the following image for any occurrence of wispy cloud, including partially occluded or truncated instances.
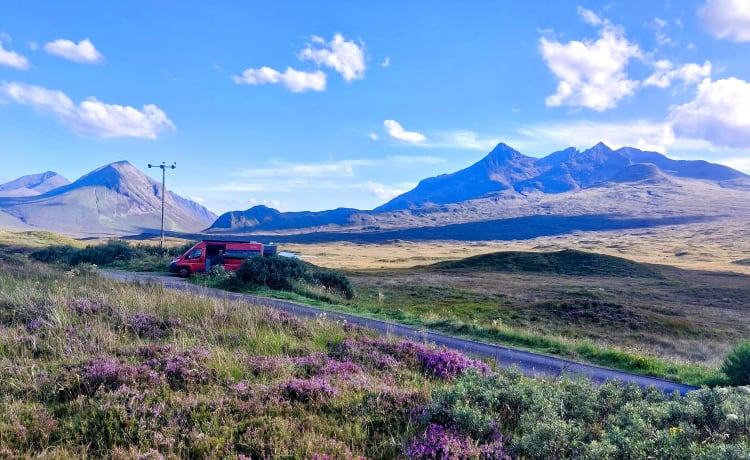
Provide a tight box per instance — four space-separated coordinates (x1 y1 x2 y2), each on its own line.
43 38 104 64
434 130 502 151
699 0 750 42
516 119 676 154
384 119 426 143
0 39 29 70
644 60 712 88
233 66 326 92
1 81 175 138
234 159 372 179
299 34 366 81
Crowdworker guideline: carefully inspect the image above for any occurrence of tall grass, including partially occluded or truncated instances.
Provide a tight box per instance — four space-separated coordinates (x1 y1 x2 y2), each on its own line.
1 252 749 458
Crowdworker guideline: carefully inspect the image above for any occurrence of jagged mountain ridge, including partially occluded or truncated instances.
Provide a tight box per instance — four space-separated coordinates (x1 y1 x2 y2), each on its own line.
206 142 750 234
377 142 750 210
0 161 216 236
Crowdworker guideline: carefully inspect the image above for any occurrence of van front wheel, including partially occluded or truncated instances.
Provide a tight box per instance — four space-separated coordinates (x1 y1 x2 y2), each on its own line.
178 267 190 278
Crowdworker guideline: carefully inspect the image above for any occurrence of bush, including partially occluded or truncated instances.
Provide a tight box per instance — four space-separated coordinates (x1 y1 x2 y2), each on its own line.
306 269 355 299
722 342 750 386
235 256 355 300
236 255 307 290
30 245 79 264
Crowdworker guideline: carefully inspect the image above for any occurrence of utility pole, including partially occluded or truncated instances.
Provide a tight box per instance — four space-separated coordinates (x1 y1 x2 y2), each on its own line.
148 162 176 251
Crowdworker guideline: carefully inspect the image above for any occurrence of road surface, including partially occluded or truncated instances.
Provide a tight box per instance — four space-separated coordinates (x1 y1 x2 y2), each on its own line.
101 270 699 395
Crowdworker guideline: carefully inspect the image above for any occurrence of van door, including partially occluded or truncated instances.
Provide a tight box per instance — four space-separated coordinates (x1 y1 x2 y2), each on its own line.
205 244 226 272
184 246 204 273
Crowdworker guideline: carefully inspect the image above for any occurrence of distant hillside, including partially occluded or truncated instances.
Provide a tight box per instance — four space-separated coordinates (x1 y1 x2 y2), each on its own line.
206 142 750 235
0 171 70 197
431 249 663 278
209 205 373 232
0 161 216 236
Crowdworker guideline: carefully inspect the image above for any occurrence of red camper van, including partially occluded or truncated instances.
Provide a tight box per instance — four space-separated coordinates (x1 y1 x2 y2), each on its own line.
169 239 277 277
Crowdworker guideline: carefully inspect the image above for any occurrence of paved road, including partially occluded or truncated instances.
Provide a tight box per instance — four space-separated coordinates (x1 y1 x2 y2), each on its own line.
102 270 699 395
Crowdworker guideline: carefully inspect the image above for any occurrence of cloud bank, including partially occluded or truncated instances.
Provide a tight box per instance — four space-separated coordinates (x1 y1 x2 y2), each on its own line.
1 81 175 139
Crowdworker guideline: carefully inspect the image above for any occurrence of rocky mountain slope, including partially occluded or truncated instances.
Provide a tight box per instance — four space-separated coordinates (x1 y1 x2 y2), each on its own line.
206 142 750 235
0 162 216 236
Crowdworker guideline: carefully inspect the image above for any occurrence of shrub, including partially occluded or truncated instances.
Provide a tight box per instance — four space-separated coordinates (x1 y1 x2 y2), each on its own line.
71 239 137 265
306 269 355 299
235 256 355 300
30 244 78 264
722 342 750 386
236 255 307 290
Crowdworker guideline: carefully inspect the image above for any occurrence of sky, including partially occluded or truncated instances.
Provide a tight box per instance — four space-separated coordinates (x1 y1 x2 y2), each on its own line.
1 0 750 215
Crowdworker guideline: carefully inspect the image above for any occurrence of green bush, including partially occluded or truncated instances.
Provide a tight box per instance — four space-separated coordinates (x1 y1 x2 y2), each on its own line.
236 255 307 290
71 240 137 266
234 256 355 300
307 269 355 300
721 342 750 386
30 244 79 264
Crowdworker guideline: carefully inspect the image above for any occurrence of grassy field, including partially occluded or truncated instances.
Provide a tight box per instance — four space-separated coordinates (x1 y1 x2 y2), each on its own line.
8 229 750 385
1 248 749 458
273 236 750 385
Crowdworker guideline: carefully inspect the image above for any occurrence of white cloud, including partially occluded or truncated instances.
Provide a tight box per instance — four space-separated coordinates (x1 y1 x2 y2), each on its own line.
368 132 379 140
43 38 103 64
384 120 426 143
1 81 175 138
540 19 641 111
699 0 750 42
381 57 390 67
577 6 604 26
670 77 750 148
644 60 712 88
299 33 366 81
0 40 29 70
233 66 326 92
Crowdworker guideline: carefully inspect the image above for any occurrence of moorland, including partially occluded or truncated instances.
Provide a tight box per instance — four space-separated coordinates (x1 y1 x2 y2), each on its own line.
1 236 750 459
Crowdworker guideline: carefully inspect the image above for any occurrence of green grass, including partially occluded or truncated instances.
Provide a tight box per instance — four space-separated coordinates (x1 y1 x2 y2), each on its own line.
1 248 749 458
431 249 663 278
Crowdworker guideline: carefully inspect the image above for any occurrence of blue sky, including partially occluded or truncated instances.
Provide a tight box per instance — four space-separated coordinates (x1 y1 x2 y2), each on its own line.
1 1 749 214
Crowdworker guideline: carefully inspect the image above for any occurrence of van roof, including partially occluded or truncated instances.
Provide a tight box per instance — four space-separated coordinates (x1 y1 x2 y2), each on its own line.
201 238 261 244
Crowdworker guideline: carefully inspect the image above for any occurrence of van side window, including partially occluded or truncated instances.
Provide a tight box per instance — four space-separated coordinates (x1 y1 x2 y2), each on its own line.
188 248 203 259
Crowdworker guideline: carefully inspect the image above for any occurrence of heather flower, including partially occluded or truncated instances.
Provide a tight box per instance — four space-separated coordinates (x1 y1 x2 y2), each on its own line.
25 317 44 331
125 313 181 339
404 424 481 459
67 298 109 316
279 377 337 403
162 348 210 387
83 356 127 392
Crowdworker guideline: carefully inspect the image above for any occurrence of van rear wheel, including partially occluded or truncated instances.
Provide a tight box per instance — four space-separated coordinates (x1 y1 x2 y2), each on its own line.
178 267 190 277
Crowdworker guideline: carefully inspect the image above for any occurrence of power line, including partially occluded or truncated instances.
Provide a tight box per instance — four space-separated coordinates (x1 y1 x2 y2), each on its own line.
148 161 176 251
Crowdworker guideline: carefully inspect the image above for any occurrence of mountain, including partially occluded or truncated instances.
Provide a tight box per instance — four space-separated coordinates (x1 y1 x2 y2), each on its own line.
376 143 539 211
206 142 750 235
0 161 216 236
0 171 70 197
